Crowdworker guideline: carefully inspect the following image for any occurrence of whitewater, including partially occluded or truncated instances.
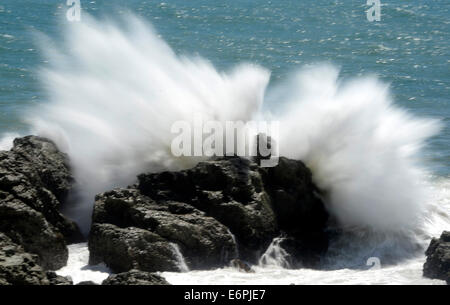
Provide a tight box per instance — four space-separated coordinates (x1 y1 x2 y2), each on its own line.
1 15 448 284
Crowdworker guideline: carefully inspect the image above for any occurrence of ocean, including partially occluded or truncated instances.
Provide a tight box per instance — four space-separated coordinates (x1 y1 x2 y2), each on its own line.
0 0 449 284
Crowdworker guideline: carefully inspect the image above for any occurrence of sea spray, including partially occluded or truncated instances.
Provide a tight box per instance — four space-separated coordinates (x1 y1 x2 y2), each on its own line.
274 64 440 232
26 14 440 243
28 14 269 233
169 243 190 273
258 237 292 268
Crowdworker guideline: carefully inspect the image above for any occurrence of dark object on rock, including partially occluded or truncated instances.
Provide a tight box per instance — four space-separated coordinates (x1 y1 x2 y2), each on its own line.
230 259 254 273
423 231 450 284
76 281 98 285
0 232 72 285
102 269 170 285
90 156 329 272
0 136 81 270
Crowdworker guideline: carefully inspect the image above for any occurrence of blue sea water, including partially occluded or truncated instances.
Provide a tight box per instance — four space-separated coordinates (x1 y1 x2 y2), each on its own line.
0 0 449 176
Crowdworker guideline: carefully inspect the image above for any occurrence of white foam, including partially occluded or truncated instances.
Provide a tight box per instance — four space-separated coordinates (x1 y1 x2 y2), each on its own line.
161 258 446 285
55 243 111 284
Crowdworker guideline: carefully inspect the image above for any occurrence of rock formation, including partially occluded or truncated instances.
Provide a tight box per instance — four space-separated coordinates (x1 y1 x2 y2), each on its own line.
0 136 81 271
89 156 329 273
423 231 450 284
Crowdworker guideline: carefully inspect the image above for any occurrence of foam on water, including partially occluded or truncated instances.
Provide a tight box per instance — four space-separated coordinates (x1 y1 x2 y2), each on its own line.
160 258 446 285
55 243 111 284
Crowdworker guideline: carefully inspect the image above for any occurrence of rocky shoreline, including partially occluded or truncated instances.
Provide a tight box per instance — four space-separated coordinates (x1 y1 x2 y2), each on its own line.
0 136 448 285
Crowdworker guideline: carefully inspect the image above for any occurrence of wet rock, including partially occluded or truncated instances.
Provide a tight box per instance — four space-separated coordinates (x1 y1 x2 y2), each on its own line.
102 269 170 285
89 188 236 272
260 157 329 267
0 198 68 270
423 231 450 284
46 271 73 285
230 259 254 273
0 232 71 285
0 136 81 270
89 223 180 272
90 156 329 272
138 157 278 262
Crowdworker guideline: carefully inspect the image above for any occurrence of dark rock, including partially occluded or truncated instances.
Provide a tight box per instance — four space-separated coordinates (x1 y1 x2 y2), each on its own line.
11 136 74 201
423 231 450 284
230 259 254 273
262 157 328 234
89 188 236 272
0 232 72 285
90 156 329 271
260 157 329 267
102 269 170 285
0 136 81 270
89 223 180 272
0 197 68 270
46 271 73 285
138 157 278 262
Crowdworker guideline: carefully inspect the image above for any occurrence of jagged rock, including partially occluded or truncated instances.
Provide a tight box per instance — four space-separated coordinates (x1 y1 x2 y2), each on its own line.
138 157 278 261
90 156 329 271
102 269 170 285
0 232 72 285
0 136 81 270
0 197 68 270
423 231 450 284
261 157 328 235
45 271 73 285
11 136 73 201
230 259 254 273
89 188 236 272
138 156 328 264
89 223 180 272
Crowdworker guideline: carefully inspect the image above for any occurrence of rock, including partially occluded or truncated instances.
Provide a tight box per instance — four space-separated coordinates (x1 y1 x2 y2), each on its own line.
0 232 72 285
138 156 328 264
11 136 73 201
261 157 328 235
89 188 236 272
90 156 329 271
102 269 170 285
0 136 81 270
0 197 68 270
89 223 180 272
45 271 73 285
138 157 278 262
260 157 329 267
423 231 450 284
230 259 254 273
